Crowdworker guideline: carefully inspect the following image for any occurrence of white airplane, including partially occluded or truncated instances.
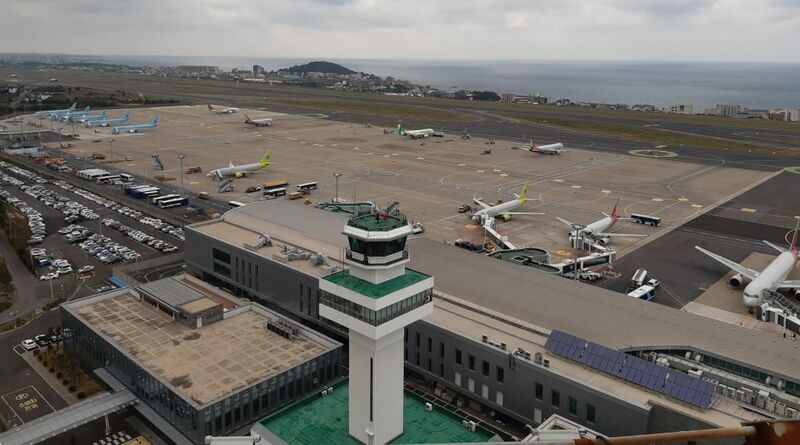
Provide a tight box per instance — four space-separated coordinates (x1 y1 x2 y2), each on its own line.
244 114 272 127
396 124 434 139
34 102 76 117
207 103 239 114
557 200 645 245
695 222 800 307
529 139 566 155
208 149 271 179
471 181 543 224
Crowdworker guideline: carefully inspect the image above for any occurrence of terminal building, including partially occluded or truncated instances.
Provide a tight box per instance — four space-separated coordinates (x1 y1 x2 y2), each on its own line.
61 274 342 444
183 199 800 442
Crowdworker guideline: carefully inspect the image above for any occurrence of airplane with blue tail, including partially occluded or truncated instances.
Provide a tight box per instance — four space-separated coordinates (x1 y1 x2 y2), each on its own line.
58 106 92 121
76 110 107 123
112 116 159 134
34 102 77 118
85 112 130 127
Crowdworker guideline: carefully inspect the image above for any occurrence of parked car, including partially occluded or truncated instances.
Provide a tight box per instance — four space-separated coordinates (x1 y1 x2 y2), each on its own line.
39 272 59 281
34 335 50 347
21 339 37 351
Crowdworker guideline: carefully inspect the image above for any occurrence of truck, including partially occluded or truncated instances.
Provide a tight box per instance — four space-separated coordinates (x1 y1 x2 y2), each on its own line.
185 166 202 174
197 192 210 200
627 285 656 301
289 191 305 200
91 153 106 160
628 268 660 292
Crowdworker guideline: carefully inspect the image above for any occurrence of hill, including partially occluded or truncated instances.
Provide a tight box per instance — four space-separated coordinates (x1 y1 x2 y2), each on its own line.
278 61 356 75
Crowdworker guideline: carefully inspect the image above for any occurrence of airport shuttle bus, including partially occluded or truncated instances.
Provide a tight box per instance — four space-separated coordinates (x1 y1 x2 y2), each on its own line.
263 180 289 191
119 173 134 183
158 197 189 209
77 169 111 181
627 285 656 301
296 182 318 192
630 213 661 227
228 201 246 208
151 194 180 205
263 188 287 198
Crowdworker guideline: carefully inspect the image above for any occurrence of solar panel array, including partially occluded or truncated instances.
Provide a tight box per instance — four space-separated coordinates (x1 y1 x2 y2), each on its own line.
544 330 715 409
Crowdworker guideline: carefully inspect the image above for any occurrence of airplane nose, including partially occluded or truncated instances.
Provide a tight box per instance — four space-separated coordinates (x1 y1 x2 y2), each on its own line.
742 292 762 307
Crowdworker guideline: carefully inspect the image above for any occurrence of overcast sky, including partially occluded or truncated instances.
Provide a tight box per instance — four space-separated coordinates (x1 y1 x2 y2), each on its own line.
2 0 799 62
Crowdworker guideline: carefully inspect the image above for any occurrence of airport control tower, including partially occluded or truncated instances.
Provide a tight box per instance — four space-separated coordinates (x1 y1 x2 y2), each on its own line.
319 210 434 445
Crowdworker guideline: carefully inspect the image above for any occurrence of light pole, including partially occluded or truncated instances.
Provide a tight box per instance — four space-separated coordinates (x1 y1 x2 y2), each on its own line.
333 172 342 203
108 138 114 162
179 155 185 193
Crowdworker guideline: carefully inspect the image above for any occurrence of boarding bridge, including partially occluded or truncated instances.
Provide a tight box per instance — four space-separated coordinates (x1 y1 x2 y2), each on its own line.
151 154 164 170
218 179 235 193
482 219 516 250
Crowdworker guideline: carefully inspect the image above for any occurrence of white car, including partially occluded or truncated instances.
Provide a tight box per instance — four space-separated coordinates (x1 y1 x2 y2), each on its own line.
78 265 94 273
21 339 37 351
39 272 59 281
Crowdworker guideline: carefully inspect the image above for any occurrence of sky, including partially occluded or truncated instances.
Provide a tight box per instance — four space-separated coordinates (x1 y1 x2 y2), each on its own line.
1 0 799 62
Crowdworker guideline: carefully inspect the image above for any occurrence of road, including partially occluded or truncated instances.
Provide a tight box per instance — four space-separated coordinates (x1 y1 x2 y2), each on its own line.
0 228 49 324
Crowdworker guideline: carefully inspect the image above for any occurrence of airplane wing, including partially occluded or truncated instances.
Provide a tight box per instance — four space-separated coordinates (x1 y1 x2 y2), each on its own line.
594 232 646 238
694 246 759 280
472 198 491 209
506 212 545 216
763 240 787 254
776 280 800 289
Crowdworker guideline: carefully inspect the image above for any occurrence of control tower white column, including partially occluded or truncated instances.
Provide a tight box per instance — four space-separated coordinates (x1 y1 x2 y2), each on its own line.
319 212 433 445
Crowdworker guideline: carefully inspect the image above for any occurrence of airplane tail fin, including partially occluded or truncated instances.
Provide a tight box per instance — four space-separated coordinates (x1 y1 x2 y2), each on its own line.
69 102 77 111
207 103 214 111
83 106 90 112
152 116 159 125
519 181 529 203
610 199 619 224
259 149 271 166
791 219 799 258
530 139 537 149
244 114 251 123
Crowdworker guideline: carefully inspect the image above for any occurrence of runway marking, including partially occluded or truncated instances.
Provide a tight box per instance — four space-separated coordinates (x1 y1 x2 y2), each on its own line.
126 163 136 167
741 208 757 213
552 179 564 183
458 163 467 167
571 185 581 189
383 154 391 158
691 204 703 208
476 170 485 173
417 157 425 160
367 152 374 155
189 181 200 185
300 141 307 144
499 173 508 177
678 197 689 202
391 153 399 156
465 224 479 229
601 189 611 194
331 144 338 147
652 198 664 202
353 147 360 150
493 169 502 172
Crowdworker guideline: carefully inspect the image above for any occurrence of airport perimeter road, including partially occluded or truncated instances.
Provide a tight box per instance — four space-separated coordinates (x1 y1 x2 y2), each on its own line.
0 229 46 324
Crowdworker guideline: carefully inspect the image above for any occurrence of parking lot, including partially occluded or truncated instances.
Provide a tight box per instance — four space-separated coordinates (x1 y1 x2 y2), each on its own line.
0 160 184 295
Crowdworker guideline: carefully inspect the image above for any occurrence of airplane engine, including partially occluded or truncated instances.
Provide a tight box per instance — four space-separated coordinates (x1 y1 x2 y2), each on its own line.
235 172 244 178
729 273 743 287
597 237 610 246
500 213 511 221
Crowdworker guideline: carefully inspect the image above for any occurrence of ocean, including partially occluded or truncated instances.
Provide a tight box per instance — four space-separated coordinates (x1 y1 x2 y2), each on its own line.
102 55 800 111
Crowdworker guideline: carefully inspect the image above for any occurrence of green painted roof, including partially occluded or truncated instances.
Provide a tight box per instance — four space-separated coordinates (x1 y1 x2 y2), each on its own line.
260 380 494 445
323 268 430 299
347 213 408 232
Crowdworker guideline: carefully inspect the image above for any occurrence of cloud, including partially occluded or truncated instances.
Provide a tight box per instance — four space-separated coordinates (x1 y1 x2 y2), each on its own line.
0 0 798 62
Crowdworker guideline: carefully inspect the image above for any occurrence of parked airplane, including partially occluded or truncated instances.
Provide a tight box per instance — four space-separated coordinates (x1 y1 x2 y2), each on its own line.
471 181 542 224
244 114 272 127
207 149 271 179
557 200 645 245
695 222 800 307
111 116 159 134
529 139 566 155
207 103 240 114
85 112 129 127
57 106 92 121
34 102 76 117
396 124 434 139
76 110 107 123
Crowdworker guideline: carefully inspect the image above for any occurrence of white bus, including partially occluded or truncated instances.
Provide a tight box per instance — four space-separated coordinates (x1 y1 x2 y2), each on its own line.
296 182 318 192
158 197 189 209
263 187 287 198
119 173 134 183
151 194 180 205
627 285 656 301
228 201 246 208
96 174 121 184
77 169 110 180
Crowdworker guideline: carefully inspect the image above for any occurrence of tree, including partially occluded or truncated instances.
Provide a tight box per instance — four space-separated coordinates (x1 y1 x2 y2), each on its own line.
0 258 10 285
471 91 501 101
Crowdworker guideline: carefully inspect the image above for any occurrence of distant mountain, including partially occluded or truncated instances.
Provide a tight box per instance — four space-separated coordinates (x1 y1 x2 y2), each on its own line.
278 61 356 75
